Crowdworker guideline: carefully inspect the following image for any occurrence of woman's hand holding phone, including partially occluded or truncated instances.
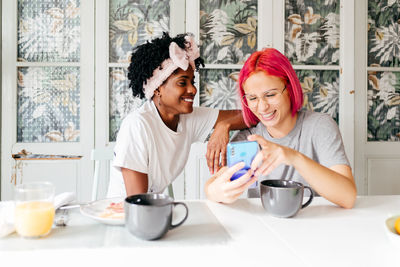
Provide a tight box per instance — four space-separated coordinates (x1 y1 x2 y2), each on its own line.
205 162 258 204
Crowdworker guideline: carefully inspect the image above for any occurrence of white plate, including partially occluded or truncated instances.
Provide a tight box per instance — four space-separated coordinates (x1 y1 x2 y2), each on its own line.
80 197 124 225
384 214 400 249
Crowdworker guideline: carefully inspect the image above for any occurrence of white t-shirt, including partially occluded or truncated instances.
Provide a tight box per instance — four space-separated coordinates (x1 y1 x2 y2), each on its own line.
108 100 219 197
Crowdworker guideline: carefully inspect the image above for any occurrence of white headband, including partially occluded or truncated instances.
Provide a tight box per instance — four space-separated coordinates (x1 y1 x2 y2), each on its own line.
143 35 200 99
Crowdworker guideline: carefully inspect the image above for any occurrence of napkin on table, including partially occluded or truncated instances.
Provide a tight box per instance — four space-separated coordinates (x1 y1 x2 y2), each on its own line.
0 191 76 238
54 192 76 209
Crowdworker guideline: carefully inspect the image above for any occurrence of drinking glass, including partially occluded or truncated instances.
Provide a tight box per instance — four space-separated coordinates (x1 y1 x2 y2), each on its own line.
14 182 55 238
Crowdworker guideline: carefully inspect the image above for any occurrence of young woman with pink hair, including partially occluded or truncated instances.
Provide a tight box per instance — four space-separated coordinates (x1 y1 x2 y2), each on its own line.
205 48 356 208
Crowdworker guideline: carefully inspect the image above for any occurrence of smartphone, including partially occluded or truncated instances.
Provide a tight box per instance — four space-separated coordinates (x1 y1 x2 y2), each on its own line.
227 141 259 181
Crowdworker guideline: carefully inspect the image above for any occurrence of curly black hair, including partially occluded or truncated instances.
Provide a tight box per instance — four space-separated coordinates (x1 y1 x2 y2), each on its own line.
127 32 205 99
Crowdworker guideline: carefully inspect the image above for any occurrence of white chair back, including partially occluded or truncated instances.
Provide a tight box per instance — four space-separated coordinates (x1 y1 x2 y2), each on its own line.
91 147 114 201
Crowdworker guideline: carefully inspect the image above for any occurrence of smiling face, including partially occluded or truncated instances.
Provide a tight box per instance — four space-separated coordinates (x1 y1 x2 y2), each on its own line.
157 66 196 118
243 71 296 137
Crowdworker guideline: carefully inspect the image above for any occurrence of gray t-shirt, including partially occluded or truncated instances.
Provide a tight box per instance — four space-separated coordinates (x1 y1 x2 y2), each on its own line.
232 110 350 197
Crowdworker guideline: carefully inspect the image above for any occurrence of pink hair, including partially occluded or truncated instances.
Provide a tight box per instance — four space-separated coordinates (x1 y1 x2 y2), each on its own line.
238 48 303 127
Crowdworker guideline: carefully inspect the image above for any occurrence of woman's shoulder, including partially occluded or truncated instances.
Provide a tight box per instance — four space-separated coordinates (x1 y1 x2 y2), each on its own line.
299 110 340 141
123 101 155 122
120 105 154 132
122 110 145 125
300 110 337 128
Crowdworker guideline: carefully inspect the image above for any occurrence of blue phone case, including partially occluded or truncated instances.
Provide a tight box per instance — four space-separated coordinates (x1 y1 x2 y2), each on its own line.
227 141 259 181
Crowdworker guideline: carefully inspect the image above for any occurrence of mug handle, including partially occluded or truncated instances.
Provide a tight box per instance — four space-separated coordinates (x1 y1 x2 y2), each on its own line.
301 186 314 209
170 202 189 229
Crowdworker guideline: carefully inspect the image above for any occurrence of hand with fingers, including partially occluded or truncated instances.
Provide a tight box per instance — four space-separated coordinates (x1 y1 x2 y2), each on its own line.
205 162 258 204
248 134 298 177
206 126 229 174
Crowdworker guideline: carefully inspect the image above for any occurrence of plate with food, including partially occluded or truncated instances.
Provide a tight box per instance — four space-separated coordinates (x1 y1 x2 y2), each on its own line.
80 197 125 225
384 214 400 249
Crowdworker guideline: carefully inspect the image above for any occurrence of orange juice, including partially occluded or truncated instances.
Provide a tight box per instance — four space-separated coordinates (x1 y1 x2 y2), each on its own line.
15 201 55 238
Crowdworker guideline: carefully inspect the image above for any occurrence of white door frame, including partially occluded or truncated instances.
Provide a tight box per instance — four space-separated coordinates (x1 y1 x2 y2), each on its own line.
354 0 400 195
1 0 95 200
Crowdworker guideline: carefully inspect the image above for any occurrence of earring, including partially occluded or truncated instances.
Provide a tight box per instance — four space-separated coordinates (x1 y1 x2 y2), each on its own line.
155 90 161 106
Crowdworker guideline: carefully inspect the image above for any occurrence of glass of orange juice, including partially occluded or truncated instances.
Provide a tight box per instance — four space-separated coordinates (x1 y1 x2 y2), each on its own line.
14 182 55 238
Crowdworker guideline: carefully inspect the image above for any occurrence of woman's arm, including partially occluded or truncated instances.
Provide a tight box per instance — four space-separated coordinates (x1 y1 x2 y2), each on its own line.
206 110 248 174
291 155 356 209
121 168 148 196
249 135 357 209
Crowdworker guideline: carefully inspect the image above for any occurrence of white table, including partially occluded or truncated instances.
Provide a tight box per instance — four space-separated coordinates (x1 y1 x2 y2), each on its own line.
1 196 399 267
207 196 400 267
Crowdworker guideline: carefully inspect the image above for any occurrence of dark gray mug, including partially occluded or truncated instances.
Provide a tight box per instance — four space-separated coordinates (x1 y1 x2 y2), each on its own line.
124 193 188 240
260 180 313 218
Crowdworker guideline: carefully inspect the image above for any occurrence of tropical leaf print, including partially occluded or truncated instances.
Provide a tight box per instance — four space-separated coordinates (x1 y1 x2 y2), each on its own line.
297 70 339 122
199 69 241 110
285 0 339 65
17 67 80 142
18 0 80 62
109 68 145 142
368 0 400 67
367 71 400 141
200 0 257 64
109 0 169 63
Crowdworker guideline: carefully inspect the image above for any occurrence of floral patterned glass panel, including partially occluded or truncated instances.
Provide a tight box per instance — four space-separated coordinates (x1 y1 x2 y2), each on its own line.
17 67 80 142
199 69 241 110
109 68 145 141
109 0 170 63
368 0 400 67
367 71 400 141
18 0 80 62
200 0 257 64
297 69 339 122
285 0 339 65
